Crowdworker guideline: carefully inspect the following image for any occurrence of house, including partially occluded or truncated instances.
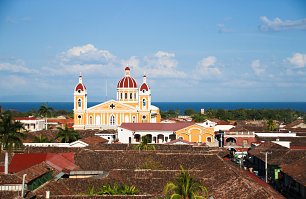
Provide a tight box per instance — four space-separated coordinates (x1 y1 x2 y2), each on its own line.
118 122 215 145
248 141 306 198
0 153 78 193
224 127 256 148
14 116 45 132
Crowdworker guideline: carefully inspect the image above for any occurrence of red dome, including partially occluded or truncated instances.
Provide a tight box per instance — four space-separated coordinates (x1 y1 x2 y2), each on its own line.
75 83 86 91
140 83 149 91
117 76 137 88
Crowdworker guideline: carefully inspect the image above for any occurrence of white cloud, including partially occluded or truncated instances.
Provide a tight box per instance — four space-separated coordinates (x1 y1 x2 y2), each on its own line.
44 44 120 77
60 44 116 63
259 16 306 31
195 56 221 77
142 51 186 78
251 59 265 76
0 62 34 73
287 53 306 68
121 56 140 71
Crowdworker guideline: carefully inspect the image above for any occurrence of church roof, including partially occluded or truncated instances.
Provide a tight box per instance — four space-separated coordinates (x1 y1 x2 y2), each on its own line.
117 67 137 88
117 76 137 88
75 83 86 91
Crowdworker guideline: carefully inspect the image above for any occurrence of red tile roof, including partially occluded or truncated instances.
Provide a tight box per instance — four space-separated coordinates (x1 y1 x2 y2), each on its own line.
165 139 195 145
4 153 78 173
120 122 195 131
80 135 109 145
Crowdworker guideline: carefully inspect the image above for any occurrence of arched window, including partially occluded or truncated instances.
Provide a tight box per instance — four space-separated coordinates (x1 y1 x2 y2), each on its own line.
110 115 115 125
142 99 146 107
120 93 123 100
78 99 82 107
132 116 136 123
125 93 127 99
130 93 133 99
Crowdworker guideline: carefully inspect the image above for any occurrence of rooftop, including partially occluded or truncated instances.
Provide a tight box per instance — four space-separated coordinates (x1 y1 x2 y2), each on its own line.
120 122 195 131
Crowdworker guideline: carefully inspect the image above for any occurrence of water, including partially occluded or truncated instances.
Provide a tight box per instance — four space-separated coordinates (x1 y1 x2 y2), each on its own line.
1 102 306 113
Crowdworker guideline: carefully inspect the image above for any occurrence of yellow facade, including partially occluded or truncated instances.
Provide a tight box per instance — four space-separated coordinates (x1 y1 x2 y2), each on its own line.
176 124 215 143
73 68 161 130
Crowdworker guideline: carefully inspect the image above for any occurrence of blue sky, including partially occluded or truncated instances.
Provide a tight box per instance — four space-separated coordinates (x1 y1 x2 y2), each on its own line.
0 0 306 102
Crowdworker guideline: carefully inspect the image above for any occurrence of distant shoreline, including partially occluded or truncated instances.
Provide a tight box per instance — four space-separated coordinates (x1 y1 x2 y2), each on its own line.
1 102 306 113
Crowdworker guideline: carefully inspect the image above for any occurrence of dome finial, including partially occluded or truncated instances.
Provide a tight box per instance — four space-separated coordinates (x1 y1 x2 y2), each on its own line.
125 66 131 76
143 73 147 83
79 72 83 83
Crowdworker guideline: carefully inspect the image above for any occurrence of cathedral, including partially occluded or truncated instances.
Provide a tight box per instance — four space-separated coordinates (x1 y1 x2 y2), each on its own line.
73 67 161 130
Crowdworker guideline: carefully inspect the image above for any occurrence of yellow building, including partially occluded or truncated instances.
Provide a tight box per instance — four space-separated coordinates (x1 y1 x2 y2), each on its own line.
175 124 215 143
73 67 161 130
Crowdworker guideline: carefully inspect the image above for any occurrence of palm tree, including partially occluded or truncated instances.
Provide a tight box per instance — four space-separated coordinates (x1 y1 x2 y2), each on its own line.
38 104 53 130
56 126 80 143
0 111 26 174
134 135 156 151
267 119 276 131
164 166 208 199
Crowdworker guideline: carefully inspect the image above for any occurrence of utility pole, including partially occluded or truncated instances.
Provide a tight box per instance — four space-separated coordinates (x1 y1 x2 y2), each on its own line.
260 151 272 183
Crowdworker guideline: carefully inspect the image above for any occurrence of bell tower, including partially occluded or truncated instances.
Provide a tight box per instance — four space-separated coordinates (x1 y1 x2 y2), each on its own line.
73 73 87 129
138 74 151 123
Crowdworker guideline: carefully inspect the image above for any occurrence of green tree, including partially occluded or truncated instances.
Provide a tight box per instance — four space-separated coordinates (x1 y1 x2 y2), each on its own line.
0 111 26 174
134 135 156 151
191 114 206 123
184 109 196 116
38 104 53 130
267 119 277 131
164 166 208 199
56 126 80 143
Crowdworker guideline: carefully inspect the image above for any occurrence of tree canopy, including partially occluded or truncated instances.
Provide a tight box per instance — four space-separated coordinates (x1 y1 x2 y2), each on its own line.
56 126 80 143
164 166 208 199
0 111 26 151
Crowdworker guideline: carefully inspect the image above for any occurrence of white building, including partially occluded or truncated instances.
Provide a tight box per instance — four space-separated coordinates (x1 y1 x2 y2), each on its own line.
14 117 45 132
118 122 215 144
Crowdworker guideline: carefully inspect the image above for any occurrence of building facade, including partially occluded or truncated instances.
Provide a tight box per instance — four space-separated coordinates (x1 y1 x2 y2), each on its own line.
118 122 215 144
73 67 161 130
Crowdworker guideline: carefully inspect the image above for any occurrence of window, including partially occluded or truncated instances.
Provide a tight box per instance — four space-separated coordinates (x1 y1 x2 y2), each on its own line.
78 90 81 93
130 93 133 99
134 93 136 99
78 99 82 107
142 115 146 120
120 93 123 99
142 89 145 93
207 137 212 142
110 115 115 125
78 115 82 119
125 93 127 99
142 99 146 107
132 116 136 123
